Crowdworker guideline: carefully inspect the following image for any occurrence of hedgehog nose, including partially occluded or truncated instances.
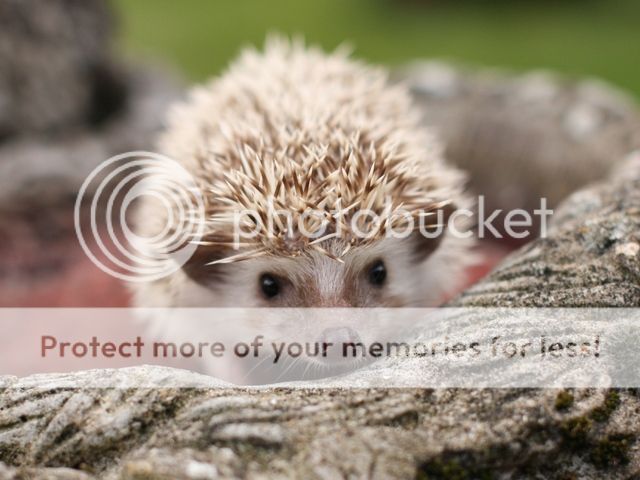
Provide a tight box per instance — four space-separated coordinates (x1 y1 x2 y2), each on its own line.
318 327 362 362
320 297 352 308
318 327 361 351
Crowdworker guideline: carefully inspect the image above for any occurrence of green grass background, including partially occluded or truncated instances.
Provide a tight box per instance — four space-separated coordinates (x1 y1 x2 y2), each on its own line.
113 0 640 98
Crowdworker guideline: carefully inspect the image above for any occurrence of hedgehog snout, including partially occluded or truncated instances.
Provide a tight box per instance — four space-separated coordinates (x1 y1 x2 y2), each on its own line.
316 326 362 364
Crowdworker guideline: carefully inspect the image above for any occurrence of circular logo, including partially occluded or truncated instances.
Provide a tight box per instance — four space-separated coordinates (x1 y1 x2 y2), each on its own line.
74 151 205 282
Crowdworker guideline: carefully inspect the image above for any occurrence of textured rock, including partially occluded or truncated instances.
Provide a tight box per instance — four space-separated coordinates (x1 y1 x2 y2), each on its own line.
1 155 639 478
452 153 640 308
0 65 181 204
397 63 640 238
0 0 117 137
0 0 182 205
0 374 638 478
0 61 181 308
0 0 182 310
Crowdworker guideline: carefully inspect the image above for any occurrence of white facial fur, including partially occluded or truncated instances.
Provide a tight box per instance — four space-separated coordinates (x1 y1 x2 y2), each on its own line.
129 40 477 380
133 233 472 308
132 232 473 382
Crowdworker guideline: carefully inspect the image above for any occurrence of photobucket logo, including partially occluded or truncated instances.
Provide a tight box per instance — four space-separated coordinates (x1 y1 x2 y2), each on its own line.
230 196 553 249
74 151 204 282
232 200 456 248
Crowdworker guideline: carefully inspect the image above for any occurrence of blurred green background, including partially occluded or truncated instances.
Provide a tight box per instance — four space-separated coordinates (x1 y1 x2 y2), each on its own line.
113 0 640 98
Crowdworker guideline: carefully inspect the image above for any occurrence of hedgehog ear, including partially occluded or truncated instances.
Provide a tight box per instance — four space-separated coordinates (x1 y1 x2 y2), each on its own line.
181 244 230 286
410 203 455 262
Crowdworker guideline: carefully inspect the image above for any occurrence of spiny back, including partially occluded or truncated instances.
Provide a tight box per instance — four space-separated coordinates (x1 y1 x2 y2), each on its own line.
157 38 466 262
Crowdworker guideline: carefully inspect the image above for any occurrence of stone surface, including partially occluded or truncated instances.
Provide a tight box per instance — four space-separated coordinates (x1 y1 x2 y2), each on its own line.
397 62 640 239
0 0 117 137
0 65 181 205
0 0 182 204
0 0 182 308
1 156 639 479
452 153 640 308
0 64 181 308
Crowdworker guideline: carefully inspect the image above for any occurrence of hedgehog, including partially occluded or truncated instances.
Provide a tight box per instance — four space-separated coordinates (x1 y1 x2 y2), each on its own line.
132 38 473 312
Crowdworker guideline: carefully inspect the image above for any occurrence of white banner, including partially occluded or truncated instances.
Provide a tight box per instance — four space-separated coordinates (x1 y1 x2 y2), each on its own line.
1 308 637 388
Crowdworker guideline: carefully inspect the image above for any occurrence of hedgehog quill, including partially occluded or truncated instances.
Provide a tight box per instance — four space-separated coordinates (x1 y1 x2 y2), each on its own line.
133 38 474 310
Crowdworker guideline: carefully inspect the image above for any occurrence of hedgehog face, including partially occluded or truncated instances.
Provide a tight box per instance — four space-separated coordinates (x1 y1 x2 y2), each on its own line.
132 39 474 313
212 240 406 307
147 235 464 309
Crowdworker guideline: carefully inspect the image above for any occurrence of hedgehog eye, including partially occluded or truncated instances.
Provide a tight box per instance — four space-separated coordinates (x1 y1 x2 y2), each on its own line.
260 273 280 299
368 260 387 287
